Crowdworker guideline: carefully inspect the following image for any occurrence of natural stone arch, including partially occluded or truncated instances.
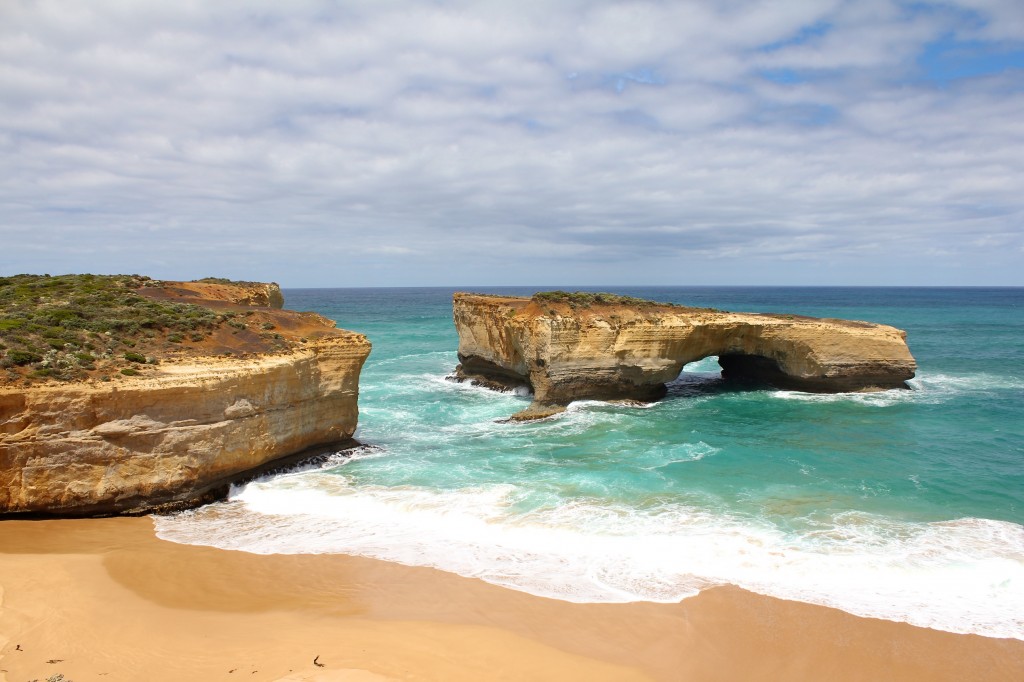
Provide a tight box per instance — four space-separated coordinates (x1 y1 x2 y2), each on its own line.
452 293 916 420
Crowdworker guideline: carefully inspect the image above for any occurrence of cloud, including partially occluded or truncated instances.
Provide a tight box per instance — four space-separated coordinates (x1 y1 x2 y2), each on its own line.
1 0 1022 285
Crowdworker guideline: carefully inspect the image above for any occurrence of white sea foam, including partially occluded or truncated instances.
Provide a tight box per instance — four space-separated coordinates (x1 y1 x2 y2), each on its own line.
907 372 1024 393
154 478 1024 640
219 445 385 497
369 350 456 368
771 370 1024 407
426 372 533 398
632 442 720 470
772 389 908 406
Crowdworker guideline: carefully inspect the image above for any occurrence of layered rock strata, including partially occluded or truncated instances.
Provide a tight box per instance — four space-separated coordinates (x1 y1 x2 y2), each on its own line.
1 282 370 516
453 293 916 420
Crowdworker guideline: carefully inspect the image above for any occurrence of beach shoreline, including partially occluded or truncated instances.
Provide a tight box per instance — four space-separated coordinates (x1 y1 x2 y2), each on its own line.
1 517 1022 681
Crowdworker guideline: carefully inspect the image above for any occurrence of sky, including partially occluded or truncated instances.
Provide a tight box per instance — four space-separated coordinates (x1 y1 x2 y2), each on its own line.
2 0 1023 287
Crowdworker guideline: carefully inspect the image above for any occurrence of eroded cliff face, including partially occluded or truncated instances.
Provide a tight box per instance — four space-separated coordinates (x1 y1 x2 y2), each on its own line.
0 282 370 516
453 293 916 420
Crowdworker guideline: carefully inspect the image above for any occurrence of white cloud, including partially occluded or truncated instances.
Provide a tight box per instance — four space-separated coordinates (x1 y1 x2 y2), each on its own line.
0 0 1022 285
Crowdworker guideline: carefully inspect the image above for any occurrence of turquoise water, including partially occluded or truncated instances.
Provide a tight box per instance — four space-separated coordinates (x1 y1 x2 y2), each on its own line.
155 287 1024 638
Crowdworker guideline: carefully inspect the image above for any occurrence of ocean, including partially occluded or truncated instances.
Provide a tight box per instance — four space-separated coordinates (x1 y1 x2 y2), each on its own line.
154 287 1024 640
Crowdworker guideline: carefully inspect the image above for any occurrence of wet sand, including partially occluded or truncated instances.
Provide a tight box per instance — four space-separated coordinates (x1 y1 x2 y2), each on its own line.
1 517 1022 681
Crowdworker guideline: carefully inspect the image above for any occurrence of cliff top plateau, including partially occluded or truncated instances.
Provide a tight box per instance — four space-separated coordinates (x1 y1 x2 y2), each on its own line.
0 274 344 386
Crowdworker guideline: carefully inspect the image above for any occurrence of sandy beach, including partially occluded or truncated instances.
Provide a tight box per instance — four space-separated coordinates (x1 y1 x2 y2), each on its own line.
0 517 1020 681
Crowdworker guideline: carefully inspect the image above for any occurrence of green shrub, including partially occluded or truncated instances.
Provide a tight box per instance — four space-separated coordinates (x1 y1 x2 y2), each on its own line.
531 291 674 308
198 276 261 287
1 275 227 348
0 274 292 383
7 349 41 365
120 367 141 376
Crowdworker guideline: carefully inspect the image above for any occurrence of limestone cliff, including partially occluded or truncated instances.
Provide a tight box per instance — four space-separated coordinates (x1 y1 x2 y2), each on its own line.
1 281 370 516
452 293 916 420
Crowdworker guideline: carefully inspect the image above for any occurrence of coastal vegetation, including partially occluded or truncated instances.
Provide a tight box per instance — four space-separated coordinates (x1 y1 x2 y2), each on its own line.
532 290 682 309
197 276 265 287
0 274 281 384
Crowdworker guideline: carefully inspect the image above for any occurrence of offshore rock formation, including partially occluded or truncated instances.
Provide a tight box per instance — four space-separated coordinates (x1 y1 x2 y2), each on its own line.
1 281 370 516
452 293 916 420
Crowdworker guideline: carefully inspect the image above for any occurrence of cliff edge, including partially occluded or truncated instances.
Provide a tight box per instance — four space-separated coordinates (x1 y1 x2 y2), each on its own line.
1 275 370 516
452 292 916 420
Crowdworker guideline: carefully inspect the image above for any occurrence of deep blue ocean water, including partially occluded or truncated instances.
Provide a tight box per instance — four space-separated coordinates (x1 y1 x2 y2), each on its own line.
155 287 1024 638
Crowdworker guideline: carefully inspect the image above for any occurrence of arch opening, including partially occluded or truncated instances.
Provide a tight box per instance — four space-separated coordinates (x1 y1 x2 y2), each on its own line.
681 355 721 374
717 353 789 387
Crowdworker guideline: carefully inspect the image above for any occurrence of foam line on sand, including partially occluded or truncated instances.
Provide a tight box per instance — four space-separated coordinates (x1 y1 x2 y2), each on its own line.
1 517 1023 681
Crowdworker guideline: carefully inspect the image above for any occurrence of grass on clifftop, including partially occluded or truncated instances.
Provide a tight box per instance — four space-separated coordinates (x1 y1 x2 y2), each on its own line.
196 276 267 287
0 274 271 384
532 291 679 308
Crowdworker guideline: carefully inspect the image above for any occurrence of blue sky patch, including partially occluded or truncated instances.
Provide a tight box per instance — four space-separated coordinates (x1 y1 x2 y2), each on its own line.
753 102 839 127
759 21 832 53
918 35 1024 82
758 68 808 85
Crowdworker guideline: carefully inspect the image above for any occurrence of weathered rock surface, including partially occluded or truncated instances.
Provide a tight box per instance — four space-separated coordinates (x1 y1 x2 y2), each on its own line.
145 280 285 309
1 283 370 516
452 293 916 420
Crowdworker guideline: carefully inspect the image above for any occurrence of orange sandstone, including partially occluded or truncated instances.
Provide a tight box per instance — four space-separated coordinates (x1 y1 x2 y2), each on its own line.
452 292 916 419
0 281 370 516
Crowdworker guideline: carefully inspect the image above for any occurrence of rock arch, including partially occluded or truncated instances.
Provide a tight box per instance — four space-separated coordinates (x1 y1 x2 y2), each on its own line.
452 293 916 420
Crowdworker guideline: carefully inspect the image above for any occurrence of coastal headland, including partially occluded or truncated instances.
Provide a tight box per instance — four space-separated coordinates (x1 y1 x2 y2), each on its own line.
0 275 370 516
452 291 917 419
